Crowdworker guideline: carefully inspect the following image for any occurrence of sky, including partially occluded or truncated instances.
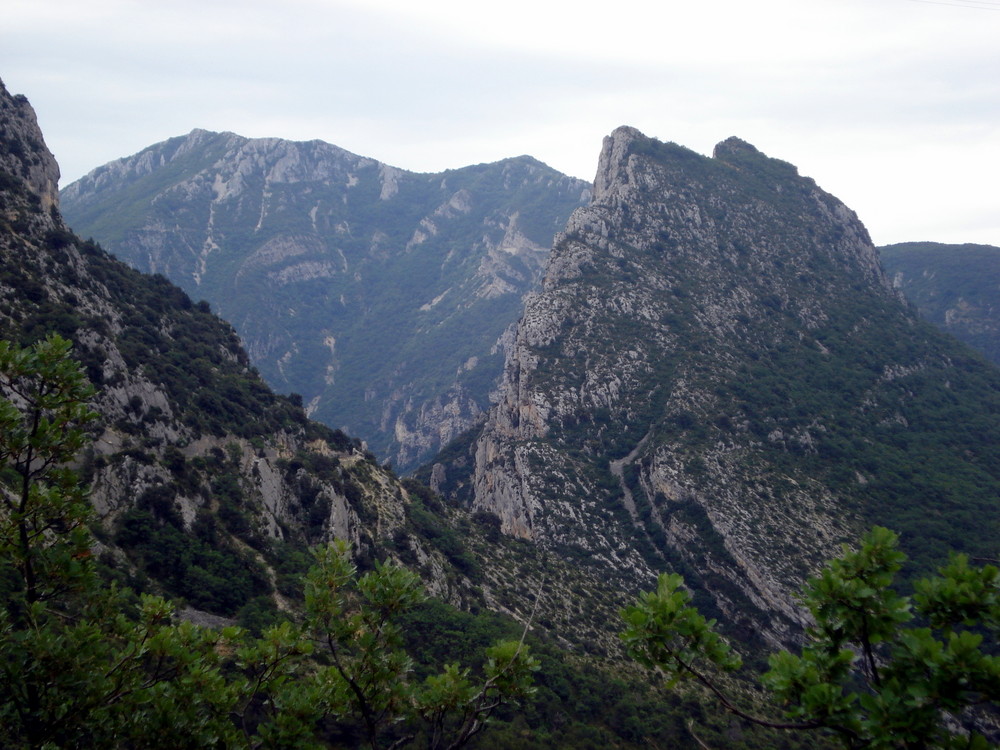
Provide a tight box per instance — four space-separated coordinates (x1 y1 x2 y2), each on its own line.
2 0 999 246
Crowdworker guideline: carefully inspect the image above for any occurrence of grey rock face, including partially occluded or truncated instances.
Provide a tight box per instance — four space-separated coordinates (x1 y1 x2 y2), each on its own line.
0 78 60 211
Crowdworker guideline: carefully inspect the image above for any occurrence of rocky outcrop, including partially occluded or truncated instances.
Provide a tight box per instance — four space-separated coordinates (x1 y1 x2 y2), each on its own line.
0 78 60 211
391 385 484 469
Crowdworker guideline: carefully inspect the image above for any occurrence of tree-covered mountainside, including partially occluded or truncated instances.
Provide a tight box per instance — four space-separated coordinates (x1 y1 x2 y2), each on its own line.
0 77 478 623
425 128 1000 649
879 241 1000 366
622 526 999 748
60 131 590 470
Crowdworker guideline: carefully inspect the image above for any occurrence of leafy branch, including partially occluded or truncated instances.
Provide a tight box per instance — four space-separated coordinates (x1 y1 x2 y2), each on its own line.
621 527 1000 749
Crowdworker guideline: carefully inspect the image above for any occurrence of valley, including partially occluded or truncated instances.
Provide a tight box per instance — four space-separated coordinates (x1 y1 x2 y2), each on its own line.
2 75 997 747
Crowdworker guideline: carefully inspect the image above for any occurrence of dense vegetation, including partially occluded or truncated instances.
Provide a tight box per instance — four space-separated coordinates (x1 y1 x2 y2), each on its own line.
0 335 815 750
0 335 539 749
704 291 1000 574
623 527 1000 748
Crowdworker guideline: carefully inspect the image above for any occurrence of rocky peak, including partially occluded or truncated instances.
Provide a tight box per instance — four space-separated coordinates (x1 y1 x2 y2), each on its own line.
591 125 644 203
429 125 1000 646
62 131 590 470
711 135 765 161
0 79 60 211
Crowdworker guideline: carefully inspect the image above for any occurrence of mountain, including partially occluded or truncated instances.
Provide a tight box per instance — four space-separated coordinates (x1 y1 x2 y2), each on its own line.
11 74 1000 745
0 78 481 621
60 132 590 471
423 127 1000 644
880 241 1000 366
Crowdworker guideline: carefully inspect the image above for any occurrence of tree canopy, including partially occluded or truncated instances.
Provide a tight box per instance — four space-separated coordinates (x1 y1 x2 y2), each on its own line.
621 526 1000 749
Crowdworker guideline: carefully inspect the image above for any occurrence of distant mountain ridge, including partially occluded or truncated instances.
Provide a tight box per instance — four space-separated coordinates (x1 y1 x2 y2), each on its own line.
61 131 590 470
6 86 791 747
879 241 1000 366
61 122 1000 648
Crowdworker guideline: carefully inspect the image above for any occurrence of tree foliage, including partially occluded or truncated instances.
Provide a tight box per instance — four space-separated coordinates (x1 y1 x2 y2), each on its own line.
234 542 539 750
0 335 537 748
621 527 1000 749
1 334 238 747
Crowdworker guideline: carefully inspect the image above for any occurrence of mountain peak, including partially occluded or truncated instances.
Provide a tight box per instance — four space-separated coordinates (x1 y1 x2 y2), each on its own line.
0 79 60 210
428 126 982 644
712 135 761 158
712 135 804 184
60 129 591 470
592 126 645 201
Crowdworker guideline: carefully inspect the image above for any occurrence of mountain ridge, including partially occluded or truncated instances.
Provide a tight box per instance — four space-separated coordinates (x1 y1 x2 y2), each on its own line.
7 75 999 746
0 77 487 621
61 130 591 470
4 77 661 668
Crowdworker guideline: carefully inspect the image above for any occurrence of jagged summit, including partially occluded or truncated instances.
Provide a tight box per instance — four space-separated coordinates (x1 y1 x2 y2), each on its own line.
588 126 885 291
0 78 60 210
712 135 764 159
592 125 644 200
594 128 808 218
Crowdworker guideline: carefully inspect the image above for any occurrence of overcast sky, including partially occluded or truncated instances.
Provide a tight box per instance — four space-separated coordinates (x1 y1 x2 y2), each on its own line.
3 0 999 245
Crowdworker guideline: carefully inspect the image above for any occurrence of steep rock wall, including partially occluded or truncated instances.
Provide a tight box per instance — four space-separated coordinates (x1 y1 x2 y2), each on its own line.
434 126 1000 646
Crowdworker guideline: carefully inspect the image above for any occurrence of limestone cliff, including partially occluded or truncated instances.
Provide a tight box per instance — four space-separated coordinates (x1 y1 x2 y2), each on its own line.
430 127 1000 645
0 78 59 211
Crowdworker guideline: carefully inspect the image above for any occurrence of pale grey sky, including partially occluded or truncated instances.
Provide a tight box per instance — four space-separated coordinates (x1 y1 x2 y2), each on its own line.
3 0 999 245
